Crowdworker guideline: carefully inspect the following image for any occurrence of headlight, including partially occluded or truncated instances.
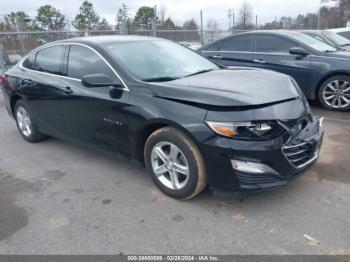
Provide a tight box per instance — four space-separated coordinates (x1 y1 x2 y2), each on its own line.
206 120 284 140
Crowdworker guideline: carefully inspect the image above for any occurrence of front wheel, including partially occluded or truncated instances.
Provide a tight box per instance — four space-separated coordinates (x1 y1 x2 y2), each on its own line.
144 127 207 200
318 75 350 111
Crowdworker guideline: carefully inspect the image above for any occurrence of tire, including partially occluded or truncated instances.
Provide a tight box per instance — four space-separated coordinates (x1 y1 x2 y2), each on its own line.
144 127 207 200
318 75 350 111
14 100 45 142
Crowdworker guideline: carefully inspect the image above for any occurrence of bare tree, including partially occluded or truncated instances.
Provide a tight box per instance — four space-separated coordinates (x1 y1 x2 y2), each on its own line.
159 4 167 26
206 18 219 41
206 18 219 31
237 1 254 30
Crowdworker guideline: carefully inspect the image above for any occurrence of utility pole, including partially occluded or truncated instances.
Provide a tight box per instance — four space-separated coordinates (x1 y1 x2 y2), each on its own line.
232 11 235 33
256 15 258 30
152 5 157 37
122 3 128 34
274 16 277 29
317 2 321 29
227 9 233 31
15 17 26 55
200 10 204 46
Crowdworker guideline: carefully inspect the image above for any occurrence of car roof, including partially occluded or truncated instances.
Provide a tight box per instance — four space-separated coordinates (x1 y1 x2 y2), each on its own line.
40 35 162 47
300 30 322 34
327 27 350 33
208 30 310 38
199 30 308 50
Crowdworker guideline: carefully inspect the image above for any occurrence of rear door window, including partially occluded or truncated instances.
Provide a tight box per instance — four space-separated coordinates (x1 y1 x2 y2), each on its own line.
35 45 66 75
206 35 253 52
22 53 36 70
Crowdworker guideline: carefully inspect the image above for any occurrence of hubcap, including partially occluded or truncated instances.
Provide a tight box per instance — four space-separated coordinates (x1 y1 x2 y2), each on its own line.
16 106 32 137
151 142 190 190
323 79 350 109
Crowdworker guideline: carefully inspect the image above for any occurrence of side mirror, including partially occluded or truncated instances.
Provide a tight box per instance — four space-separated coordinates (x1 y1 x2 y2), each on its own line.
81 73 123 88
289 47 310 57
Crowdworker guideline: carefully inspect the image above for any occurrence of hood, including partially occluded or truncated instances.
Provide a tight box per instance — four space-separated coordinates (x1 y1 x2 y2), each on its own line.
324 50 350 58
149 69 299 108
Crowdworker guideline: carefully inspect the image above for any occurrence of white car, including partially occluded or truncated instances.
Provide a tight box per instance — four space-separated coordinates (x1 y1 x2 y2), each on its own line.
179 42 202 50
327 27 350 40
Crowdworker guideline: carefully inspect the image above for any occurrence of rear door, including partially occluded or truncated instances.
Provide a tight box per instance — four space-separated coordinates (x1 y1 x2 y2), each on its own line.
201 34 254 67
252 34 311 93
19 45 73 139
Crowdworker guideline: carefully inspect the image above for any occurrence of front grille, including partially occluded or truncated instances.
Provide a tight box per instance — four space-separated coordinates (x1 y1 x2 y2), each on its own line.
282 139 318 168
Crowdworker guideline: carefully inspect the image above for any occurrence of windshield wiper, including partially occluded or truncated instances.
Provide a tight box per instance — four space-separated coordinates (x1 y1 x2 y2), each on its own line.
185 69 215 77
142 76 180 82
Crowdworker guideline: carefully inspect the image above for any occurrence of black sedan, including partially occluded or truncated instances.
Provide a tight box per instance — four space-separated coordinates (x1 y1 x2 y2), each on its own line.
0 36 324 199
199 30 350 111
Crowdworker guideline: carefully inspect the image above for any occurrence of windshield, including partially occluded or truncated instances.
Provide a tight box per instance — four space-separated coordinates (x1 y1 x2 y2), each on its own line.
289 32 337 52
102 40 218 81
322 31 350 46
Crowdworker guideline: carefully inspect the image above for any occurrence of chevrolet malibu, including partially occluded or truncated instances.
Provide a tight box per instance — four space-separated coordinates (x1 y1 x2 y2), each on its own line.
0 36 324 199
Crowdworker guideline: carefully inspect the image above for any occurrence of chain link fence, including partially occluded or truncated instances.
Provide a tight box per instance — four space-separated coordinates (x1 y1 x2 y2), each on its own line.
0 29 246 73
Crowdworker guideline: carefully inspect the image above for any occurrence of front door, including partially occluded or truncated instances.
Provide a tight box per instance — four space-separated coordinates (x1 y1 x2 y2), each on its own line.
62 44 130 156
252 34 311 93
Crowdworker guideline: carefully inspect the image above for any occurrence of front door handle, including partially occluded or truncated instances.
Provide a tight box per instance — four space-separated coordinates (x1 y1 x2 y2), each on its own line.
63 86 73 94
253 59 267 64
212 55 223 59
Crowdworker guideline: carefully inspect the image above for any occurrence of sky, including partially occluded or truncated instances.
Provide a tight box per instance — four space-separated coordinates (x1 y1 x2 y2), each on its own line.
0 0 322 29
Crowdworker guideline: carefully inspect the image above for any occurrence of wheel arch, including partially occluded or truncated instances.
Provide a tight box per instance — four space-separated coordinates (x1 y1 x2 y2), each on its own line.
315 71 350 100
133 118 201 163
10 94 23 117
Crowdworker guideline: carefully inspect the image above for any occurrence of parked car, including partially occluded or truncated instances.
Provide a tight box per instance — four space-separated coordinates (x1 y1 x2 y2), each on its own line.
301 30 350 51
0 36 324 199
199 30 350 111
328 27 350 40
179 41 202 50
7 54 22 65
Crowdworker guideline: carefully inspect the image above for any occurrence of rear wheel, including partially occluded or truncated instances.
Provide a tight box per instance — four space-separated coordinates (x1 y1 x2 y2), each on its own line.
318 75 350 111
144 127 207 200
14 100 45 142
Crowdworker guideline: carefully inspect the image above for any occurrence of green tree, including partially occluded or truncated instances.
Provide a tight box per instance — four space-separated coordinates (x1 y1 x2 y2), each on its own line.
36 5 65 30
133 6 155 29
73 1 100 31
0 22 4 31
95 18 112 30
4 11 31 31
116 8 124 30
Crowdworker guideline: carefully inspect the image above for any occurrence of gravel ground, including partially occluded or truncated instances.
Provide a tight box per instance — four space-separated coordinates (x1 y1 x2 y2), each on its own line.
0 92 349 255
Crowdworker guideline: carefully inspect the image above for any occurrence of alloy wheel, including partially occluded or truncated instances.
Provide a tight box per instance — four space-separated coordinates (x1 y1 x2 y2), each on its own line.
16 106 32 137
322 79 350 109
151 141 190 190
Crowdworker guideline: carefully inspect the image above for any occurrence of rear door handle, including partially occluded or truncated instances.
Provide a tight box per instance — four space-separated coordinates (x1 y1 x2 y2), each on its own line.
212 55 223 59
63 86 73 95
21 79 34 85
253 59 267 64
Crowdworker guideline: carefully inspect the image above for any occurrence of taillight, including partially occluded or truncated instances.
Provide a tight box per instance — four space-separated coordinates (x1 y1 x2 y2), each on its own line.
0 75 7 86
